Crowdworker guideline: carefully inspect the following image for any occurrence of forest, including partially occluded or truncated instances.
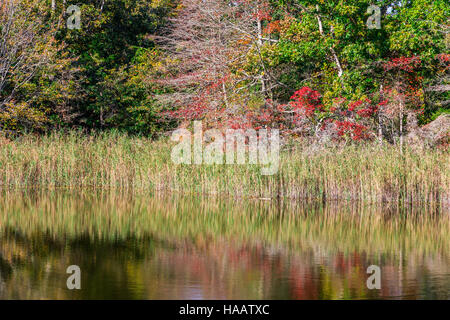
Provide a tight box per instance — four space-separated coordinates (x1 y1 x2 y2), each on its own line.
1 0 448 142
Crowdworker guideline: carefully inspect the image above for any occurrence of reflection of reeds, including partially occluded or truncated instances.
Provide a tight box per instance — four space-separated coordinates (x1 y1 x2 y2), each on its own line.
0 190 448 257
0 131 448 203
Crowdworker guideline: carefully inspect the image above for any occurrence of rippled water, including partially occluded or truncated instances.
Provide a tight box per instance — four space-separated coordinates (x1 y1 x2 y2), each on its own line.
0 190 448 299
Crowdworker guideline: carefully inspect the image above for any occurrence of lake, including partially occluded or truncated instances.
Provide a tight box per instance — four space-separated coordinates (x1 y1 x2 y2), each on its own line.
0 190 448 299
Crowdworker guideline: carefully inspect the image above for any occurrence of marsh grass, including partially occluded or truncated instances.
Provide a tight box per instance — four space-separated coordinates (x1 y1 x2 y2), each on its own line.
0 131 448 204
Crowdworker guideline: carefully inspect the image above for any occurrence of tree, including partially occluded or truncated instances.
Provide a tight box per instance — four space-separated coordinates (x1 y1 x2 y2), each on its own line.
157 0 279 128
0 0 175 135
0 0 58 132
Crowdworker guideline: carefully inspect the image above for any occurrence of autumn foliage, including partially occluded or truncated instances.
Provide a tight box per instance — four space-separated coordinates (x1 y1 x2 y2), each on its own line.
0 0 448 144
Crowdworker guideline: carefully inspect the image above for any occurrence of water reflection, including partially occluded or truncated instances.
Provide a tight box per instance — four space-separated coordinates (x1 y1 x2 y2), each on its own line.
0 190 448 299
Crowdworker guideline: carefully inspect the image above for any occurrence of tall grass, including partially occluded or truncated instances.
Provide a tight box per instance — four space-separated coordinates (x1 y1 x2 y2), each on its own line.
0 131 448 204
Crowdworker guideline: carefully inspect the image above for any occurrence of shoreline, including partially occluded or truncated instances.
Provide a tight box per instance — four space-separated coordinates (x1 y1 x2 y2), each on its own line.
0 131 448 205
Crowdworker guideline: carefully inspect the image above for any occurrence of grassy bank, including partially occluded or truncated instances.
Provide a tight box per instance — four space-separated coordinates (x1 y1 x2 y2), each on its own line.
0 131 448 204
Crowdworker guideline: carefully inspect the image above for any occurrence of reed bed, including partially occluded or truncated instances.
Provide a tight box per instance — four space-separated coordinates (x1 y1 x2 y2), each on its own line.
0 131 448 204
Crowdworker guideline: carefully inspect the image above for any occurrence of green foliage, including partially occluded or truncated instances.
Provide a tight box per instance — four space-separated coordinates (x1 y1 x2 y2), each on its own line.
0 0 74 134
1 0 175 136
59 0 175 136
256 0 448 112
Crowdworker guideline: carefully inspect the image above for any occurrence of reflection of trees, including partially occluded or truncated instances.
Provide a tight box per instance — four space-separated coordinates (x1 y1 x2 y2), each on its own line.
0 231 448 299
0 252 13 296
0 190 448 299
0 231 158 299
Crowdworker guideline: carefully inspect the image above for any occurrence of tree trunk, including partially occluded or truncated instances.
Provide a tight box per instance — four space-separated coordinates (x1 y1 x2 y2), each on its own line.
399 104 404 153
378 85 383 144
257 17 266 95
222 82 229 108
406 112 418 132
378 112 383 144
316 5 343 78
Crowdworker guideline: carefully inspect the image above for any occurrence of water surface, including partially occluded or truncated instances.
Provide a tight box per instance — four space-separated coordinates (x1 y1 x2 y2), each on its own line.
0 190 448 299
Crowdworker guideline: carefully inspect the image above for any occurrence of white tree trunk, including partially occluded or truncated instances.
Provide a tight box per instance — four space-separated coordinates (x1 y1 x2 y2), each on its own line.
399 103 404 153
257 17 266 94
316 5 343 78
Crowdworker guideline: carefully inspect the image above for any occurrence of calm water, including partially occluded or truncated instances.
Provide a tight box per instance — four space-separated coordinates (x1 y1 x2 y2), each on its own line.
0 190 448 299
